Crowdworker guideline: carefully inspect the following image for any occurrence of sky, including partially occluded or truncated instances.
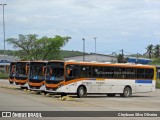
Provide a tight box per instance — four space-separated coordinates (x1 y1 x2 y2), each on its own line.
0 0 160 55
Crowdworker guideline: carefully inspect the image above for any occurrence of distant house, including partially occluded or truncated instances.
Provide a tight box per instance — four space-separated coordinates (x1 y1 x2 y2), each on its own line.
0 55 19 72
64 53 117 63
127 57 151 64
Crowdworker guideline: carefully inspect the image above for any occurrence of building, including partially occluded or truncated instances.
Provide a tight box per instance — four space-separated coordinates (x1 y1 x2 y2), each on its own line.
127 57 151 64
64 53 117 63
0 55 19 72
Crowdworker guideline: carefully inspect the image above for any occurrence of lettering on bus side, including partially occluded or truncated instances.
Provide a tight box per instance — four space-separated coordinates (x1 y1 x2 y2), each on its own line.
66 65 154 80
82 82 92 85
96 82 105 84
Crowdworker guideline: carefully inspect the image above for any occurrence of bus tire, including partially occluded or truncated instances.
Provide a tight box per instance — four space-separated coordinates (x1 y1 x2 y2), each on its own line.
106 93 116 97
60 93 67 97
120 86 132 97
9 81 13 84
43 91 48 95
20 86 26 89
77 86 86 98
36 91 41 95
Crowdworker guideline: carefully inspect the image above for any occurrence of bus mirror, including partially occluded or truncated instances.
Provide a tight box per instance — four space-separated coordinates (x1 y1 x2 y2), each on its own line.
50 69 52 74
6 65 9 73
12 65 15 72
67 69 71 75
25 66 29 74
42 66 46 75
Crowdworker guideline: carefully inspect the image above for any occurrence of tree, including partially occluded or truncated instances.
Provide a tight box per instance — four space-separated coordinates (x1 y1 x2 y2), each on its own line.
146 44 153 59
6 34 71 60
154 44 160 59
117 54 127 63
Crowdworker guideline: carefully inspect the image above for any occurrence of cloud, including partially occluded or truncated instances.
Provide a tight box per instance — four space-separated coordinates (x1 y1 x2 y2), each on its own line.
0 0 160 54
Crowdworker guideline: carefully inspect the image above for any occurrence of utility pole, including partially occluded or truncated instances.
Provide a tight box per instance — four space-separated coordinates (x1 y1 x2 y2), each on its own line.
0 3 7 74
82 38 85 61
136 52 138 64
94 37 97 61
121 49 124 63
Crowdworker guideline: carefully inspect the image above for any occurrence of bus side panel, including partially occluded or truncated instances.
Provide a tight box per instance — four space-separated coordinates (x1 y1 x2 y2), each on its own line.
135 80 155 93
105 79 136 94
55 79 155 94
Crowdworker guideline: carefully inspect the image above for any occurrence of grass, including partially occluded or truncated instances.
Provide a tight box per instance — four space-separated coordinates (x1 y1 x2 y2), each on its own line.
0 72 8 79
156 79 160 89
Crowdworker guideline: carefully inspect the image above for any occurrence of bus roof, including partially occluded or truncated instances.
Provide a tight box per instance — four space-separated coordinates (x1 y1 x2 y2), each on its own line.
16 61 30 63
48 60 64 62
30 60 48 63
64 61 155 69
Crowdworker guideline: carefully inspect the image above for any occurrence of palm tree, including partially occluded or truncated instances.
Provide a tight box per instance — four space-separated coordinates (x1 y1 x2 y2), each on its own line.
146 44 154 59
154 44 160 58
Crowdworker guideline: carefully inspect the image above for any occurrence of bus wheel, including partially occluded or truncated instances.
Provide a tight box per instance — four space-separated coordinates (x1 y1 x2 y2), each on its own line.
9 81 13 84
77 86 86 98
61 93 67 97
43 91 47 95
36 91 41 95
20 86 26 89
106 93 116 97
120 86 132 97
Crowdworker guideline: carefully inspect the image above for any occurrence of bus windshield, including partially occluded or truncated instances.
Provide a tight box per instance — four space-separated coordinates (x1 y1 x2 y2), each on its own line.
15 62 27 78
46 62 64 81
9 63 16 77
29 63 46 80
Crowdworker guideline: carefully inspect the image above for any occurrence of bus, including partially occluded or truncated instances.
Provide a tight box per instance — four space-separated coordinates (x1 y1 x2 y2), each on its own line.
14 61 30 89
44 60 64 95
8 62 16 84
28 61 47 92
44 61 156 97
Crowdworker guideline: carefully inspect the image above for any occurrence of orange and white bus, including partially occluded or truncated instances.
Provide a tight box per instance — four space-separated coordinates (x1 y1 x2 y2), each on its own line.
44 60 64 95
28 61 47 92
8 61 16 84
14 61 30 89
44 61 156 97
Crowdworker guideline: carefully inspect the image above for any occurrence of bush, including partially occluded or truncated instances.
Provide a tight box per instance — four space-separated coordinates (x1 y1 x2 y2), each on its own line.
0 73 8 79
156 79 160 89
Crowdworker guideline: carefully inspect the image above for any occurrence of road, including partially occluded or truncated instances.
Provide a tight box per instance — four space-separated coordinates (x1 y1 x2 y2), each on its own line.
0 79 160 120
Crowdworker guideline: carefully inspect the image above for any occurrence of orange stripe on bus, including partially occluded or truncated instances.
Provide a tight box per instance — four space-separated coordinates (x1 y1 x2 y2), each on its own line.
8 78 14 82
14 79 27 84
45 81 64 88
28 81 45 87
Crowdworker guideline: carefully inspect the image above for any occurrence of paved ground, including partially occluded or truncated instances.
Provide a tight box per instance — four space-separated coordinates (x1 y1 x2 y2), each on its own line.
0 79 160 120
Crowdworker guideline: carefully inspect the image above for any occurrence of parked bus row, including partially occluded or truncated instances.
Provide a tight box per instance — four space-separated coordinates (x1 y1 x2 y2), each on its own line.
8 60 157 98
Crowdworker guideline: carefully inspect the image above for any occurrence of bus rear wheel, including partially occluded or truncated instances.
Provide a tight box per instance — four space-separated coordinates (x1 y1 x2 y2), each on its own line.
77 86 86 98
106 93 116 97
9 81 14 84
120 86 132 97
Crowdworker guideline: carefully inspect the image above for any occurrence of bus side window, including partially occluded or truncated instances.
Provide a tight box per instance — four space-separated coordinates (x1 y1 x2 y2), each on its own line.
80 66 91 78
114 67 124 78
137 68 145 79
126 68 136 79
66 65 79 79
145 69 154 79
92 66 103 78
103 67 114 78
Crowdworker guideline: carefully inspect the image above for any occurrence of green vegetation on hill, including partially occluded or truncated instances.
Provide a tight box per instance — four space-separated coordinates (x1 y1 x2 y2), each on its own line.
0 49 87 60
61 50 88 58
0 50 16 56
149 58 160 65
